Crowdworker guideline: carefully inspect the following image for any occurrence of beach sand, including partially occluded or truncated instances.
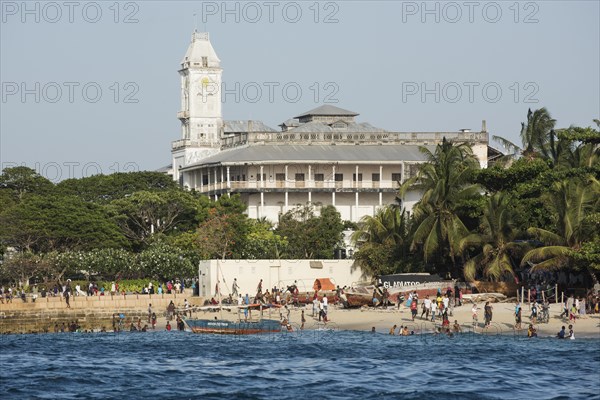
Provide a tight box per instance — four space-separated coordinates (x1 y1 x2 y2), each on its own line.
314 302 600 338
172 301 600 338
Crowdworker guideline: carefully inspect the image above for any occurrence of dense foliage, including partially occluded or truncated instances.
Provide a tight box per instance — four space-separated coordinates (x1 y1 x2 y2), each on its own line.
352 110 599 283
1 109 598 287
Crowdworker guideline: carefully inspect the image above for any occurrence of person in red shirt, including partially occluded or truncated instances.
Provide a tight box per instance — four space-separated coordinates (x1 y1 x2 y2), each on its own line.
166 321 172 331
410 297 418 321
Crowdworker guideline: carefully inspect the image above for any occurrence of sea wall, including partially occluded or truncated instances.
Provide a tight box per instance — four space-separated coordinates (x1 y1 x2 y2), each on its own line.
0 293 204 334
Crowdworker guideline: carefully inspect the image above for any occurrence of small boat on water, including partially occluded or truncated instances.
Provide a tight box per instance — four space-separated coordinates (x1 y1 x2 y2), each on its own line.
185 318 281 334
184 304 283 335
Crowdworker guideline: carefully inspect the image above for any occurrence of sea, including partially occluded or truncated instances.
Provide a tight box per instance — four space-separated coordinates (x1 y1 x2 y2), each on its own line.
1 328 599 399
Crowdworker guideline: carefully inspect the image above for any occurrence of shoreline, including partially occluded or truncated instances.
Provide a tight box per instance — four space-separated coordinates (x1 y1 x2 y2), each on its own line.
2 301 598 339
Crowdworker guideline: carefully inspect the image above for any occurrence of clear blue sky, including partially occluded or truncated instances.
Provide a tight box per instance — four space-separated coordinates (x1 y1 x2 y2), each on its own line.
1 1 598 180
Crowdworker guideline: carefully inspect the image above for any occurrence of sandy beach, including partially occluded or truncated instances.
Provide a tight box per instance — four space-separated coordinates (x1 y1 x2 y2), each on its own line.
175 301 600 339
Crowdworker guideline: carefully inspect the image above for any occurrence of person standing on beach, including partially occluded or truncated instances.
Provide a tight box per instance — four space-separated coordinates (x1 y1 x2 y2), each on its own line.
64 288 71 308
515 302 522 330
257 279 263 294
421 296 431 320
471 303 478 327
312 296 319 317
322 295 328 315
232 278 239 297
148 304 152 323
569 303 578 323
431 299 437 322
389 325 397 335
484 302 493 327
410 297 418 321
530 302 538 324
301 310 306 330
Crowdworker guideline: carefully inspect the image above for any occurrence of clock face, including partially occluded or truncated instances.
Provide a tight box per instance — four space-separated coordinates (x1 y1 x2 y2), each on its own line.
197 76 215 95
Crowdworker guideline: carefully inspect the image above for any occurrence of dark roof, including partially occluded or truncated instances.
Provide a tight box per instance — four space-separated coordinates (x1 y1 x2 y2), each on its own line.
224 120 276 133
294 105 359 119
181 144 432 169
289 121 385 133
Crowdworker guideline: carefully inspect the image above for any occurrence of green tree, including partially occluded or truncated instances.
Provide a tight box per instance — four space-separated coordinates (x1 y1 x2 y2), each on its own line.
275 204 344 259
240 219 288 259
400 138 480 273
109 190 198 248
520 107 556 157
0 194 127 252
459 193 527 281
56 171 178 203
351 205 412 277
138 242 195 280
0 166 54 201
521 177 600 282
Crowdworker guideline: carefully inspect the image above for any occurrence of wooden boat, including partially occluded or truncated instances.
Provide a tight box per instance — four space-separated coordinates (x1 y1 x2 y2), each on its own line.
184 304 282 335
184 318 282 334
344 273 455 308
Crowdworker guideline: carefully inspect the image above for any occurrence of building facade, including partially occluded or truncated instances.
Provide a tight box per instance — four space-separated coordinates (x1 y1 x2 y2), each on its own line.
170 32 493 223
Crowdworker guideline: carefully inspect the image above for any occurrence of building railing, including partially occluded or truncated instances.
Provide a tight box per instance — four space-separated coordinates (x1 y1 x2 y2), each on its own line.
218 130 488 149
197 180 403 192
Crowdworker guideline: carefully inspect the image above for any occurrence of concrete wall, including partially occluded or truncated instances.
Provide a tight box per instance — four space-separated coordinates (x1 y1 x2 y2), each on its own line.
0 293 205 333
198 259 363 298
0 292 202 312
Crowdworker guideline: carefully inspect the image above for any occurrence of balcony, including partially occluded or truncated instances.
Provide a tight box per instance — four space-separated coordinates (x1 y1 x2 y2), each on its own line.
193 178 403 193
177 111 189 119
172 139 204 150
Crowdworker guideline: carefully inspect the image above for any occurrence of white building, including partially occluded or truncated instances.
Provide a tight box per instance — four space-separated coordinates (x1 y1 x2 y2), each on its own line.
198 259 361 298
168 32 497 223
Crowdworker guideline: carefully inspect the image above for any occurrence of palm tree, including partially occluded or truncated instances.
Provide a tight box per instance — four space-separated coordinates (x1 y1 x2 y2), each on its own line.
351 204 409 248
459 192 526 281
351 205 410 278
521 177 600 282
520 107 556 157
491 107 556 164
400 138 480 271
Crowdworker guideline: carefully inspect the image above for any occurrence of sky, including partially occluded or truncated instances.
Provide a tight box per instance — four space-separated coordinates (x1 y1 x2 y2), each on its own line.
1 0 599 181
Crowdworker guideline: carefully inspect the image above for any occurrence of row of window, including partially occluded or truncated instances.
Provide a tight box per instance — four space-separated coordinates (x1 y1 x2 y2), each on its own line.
200 173 403 184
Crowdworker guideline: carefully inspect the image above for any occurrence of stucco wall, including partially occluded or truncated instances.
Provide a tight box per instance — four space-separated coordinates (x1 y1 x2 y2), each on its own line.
198 259 364 298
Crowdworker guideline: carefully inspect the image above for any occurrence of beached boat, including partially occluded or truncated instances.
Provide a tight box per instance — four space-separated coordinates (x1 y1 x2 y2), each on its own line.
344 273 454 307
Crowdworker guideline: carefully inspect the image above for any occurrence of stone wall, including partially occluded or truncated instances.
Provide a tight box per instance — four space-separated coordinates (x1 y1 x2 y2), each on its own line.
0 293 204 334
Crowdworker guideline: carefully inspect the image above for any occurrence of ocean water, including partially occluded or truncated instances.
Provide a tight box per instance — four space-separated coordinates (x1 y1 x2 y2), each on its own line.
1 329 599 399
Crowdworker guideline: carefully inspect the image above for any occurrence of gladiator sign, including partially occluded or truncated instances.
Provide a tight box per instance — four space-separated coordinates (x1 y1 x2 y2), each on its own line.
378 274 443 289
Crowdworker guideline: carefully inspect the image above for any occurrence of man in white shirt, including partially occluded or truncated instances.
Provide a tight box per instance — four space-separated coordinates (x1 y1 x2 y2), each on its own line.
472 303 479 327
422 296 431 320
322 295 328 314
312 297 319 317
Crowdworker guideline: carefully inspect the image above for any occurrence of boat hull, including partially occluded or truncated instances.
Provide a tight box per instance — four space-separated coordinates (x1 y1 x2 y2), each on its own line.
184 319 282 335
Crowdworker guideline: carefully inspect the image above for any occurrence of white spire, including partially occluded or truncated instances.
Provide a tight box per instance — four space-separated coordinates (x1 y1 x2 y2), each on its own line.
181 31 220 68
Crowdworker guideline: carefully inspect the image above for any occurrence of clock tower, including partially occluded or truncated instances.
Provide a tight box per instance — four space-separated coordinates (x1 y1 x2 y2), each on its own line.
172 31 223 182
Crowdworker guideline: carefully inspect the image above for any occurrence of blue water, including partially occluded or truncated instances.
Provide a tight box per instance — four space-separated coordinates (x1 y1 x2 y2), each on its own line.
1 329 599 399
